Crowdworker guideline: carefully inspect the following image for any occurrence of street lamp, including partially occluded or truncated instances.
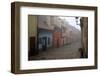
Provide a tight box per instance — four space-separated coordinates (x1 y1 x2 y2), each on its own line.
75 17 80 25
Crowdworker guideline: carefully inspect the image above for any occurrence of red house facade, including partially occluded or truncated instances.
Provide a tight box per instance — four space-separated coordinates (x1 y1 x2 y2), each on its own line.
53 26 63 48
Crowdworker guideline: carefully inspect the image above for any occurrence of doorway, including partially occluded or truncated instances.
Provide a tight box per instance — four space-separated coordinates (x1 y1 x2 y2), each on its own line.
42 37 47 51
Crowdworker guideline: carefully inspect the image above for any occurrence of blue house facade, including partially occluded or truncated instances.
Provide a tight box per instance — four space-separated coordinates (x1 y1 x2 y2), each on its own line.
38 29 53 51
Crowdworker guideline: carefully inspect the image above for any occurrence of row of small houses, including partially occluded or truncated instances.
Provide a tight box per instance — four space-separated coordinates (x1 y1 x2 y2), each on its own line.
28 15 73 56
38 16 73 51
38 25 71 51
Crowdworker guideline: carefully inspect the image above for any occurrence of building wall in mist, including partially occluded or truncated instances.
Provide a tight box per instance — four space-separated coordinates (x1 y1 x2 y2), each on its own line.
28 15 38 56
80 17 88 58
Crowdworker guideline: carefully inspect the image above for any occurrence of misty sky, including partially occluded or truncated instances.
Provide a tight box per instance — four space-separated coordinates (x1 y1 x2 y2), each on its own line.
59 17 81 31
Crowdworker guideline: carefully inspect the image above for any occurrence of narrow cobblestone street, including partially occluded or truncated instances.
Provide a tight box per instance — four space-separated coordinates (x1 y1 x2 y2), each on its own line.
29 40 81 60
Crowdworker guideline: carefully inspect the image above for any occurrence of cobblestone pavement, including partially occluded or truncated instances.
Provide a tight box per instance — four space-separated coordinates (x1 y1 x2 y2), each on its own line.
29 40 82 60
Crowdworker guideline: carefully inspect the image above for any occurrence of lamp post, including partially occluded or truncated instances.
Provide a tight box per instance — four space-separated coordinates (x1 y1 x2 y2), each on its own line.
75 17 79 25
